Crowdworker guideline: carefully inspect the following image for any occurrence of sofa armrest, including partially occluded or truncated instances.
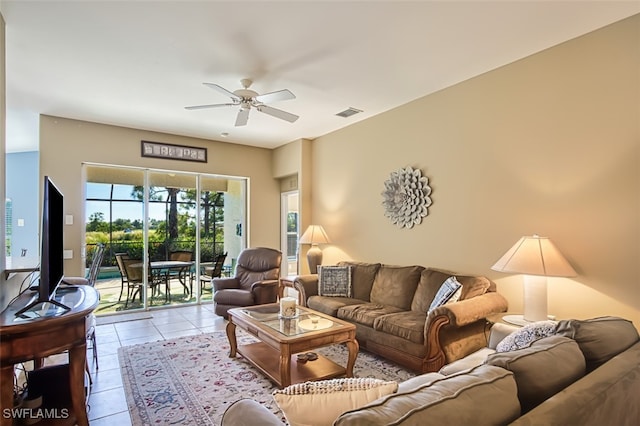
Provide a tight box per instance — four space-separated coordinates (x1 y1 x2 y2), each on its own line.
212 277 240 291
293 274 319 306
421 292 508 372
488 323 520 349
429 292 509 328
221 399 282 426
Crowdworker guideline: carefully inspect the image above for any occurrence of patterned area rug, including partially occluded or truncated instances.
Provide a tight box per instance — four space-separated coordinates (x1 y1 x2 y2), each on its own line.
118 330 415 425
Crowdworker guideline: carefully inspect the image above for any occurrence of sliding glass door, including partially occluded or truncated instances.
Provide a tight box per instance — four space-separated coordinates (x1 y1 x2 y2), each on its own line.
84 164 246 315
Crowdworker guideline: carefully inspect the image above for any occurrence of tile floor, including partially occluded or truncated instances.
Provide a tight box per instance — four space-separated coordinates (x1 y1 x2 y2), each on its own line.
85 303 227 425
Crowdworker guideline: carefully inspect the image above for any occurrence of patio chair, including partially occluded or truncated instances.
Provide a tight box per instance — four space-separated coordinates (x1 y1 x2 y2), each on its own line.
213 247 282 318
116 254 168 307
199 252 227 294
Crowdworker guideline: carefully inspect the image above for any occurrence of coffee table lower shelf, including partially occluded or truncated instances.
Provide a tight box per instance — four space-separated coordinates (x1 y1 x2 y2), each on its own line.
237 342 347 388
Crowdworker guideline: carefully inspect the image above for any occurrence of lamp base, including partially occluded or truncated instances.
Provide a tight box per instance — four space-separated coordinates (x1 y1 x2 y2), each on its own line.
306 245 323 274
503 314 557 327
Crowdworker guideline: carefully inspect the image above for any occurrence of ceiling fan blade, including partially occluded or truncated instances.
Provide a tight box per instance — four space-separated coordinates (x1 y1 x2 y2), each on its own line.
255 89 296 104
184 103 236 110
256 105 299 123
203 83 242 101
235 108 250 127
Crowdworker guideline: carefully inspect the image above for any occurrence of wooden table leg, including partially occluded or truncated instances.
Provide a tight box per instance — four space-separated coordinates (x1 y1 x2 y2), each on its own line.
68 343 88 426
1 365 15 426
345 339 359 378
279 345 291 388
226 321 237 357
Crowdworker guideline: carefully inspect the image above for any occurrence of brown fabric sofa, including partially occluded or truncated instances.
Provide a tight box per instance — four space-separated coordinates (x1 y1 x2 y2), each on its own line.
221 316 640 426
292 261 509 373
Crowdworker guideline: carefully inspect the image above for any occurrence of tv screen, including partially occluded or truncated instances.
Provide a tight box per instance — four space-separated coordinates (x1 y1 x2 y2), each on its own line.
15 176 69 316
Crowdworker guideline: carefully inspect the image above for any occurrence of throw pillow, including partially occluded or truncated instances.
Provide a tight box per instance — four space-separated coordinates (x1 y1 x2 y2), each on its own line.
318 266 352 297
496 320 558 352
428 276 462 314
273 378 398 426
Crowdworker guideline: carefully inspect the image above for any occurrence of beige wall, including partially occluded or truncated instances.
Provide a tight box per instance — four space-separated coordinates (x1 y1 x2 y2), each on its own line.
307 15 640 326
39 115 281 277
273 138 314 273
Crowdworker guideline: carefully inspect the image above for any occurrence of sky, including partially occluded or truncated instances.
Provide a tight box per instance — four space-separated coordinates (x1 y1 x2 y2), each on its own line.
85 183 170 223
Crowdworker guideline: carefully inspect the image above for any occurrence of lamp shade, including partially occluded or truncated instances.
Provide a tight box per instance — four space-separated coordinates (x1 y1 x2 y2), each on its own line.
491 235 576 277
299 225 331 245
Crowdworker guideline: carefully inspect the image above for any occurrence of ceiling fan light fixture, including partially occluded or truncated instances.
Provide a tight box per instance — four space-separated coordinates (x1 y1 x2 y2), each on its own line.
336 107 363 118
186 79 298 126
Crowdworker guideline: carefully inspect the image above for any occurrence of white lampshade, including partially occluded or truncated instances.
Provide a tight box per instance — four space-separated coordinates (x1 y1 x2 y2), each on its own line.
491 235 577 277
299 225 331 245
299 225 331 274
491 235 576 324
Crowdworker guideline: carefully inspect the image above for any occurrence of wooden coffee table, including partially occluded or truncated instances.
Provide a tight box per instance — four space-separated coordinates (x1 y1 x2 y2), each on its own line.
226 304 359 388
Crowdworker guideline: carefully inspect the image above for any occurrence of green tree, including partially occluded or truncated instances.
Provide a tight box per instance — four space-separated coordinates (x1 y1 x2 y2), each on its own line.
132 186 180 239
183 190 224 239
86 212 108 232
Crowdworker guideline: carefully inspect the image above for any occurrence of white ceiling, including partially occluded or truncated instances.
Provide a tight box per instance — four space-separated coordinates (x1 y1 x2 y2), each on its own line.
2 1 639 153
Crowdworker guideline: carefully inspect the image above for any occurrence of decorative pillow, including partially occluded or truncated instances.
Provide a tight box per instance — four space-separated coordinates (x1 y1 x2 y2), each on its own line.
318 266 352 297
428 276 462 314
496 320 558 352
486 335 586 413
273 378 398 426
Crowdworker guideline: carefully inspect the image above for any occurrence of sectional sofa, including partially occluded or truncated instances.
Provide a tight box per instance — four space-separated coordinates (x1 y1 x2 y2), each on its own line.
221 316 640 426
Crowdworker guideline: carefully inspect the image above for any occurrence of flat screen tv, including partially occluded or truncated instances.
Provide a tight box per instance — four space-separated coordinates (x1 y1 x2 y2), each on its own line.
15 176 70 316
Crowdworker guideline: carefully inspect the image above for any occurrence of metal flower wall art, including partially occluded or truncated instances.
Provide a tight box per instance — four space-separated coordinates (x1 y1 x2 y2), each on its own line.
381 166 432 228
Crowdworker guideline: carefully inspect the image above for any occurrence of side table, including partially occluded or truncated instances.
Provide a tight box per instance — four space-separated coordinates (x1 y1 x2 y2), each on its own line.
0 286 99 426
487 312 557 327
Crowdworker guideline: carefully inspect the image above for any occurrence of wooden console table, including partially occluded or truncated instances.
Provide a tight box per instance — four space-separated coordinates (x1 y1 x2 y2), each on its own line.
0 286 99 426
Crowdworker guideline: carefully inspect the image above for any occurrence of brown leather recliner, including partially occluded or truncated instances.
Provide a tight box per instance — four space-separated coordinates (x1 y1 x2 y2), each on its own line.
213 247 282 318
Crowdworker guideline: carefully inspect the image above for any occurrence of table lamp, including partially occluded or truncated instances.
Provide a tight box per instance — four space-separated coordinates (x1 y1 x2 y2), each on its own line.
491 235 576 326
299 225 331 274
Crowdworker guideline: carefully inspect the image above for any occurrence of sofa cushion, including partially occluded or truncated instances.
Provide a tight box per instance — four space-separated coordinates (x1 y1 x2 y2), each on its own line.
396 372 445 393
509 341 640 426
307 296 363 317
485 335 586 413
273 378 398 426
555 316 640 372
334 365 520 426
337 303 404 328
318 265 352 297
438 347 496 375
428 276 462 314
496 320 558 352
411 268 450 313
456 275 492 300
373 311 426 344
337 261 381 301
370 265 423 310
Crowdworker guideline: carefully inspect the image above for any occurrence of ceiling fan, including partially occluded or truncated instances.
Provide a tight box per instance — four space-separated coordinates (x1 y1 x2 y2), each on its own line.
185 78 299 127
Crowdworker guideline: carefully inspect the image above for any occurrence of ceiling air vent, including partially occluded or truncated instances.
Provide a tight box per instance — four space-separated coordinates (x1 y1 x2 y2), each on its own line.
336 107 363 118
